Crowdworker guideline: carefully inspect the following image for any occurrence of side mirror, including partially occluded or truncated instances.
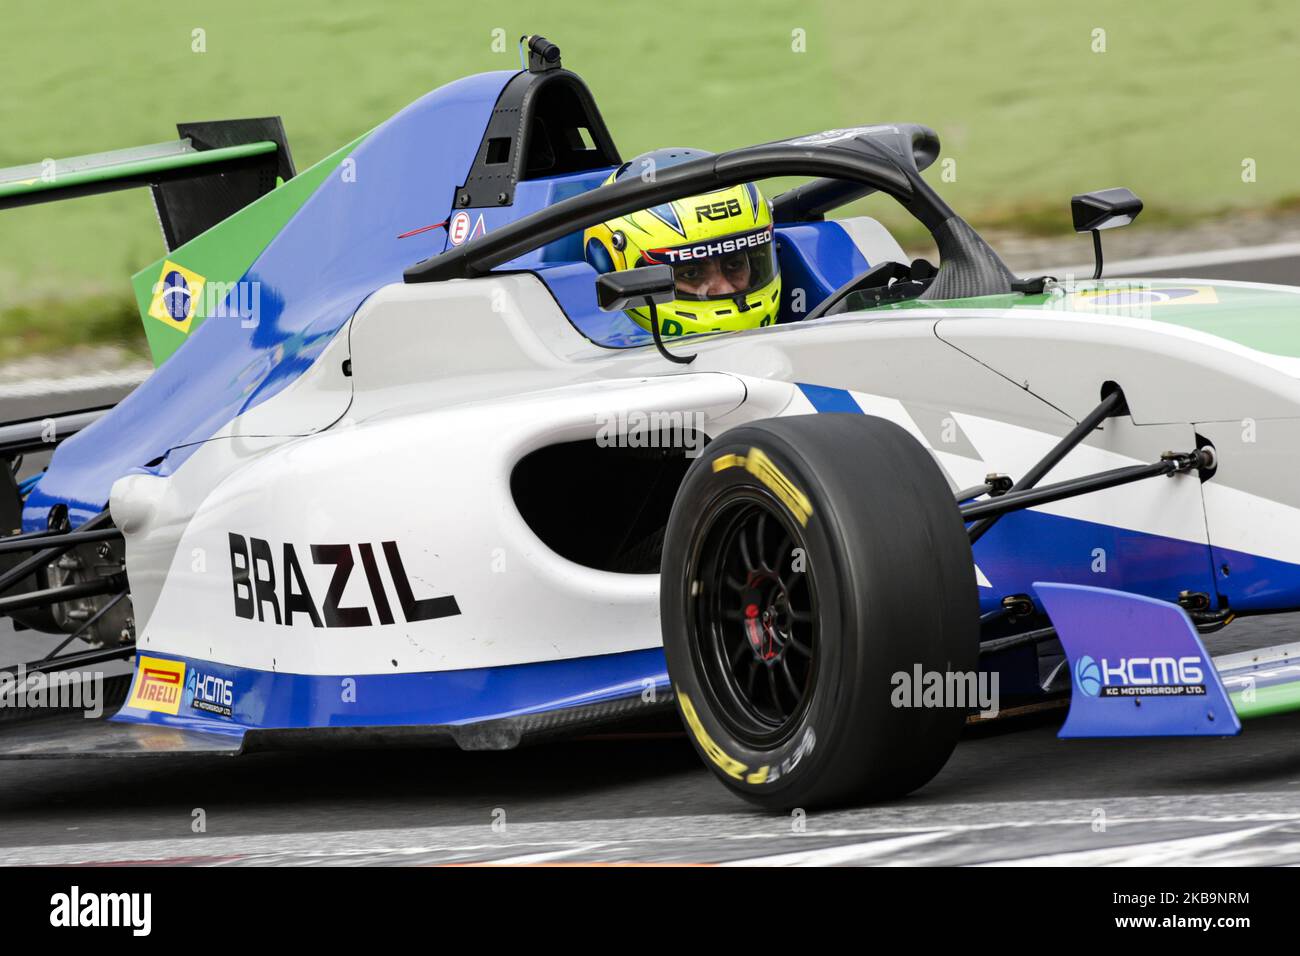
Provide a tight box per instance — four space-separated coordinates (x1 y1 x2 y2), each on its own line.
1071 188 1143 280
594 264 676 312
1071 187 1143 233
594 264 694 365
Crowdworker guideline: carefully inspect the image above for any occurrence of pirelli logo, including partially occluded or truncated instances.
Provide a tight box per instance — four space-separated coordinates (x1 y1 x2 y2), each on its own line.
678 689 760 783
712 447 813 526
128 656 186 715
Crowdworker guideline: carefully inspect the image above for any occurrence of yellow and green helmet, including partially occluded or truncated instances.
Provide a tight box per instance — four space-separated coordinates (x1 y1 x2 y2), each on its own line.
584 149 781 337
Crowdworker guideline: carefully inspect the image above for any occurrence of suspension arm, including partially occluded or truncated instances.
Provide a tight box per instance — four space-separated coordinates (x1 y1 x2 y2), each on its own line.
961 449 1210 529
0 510 115 597
0 643 135 677
0 525 122 557
0 573 126 616
967 390 1126 544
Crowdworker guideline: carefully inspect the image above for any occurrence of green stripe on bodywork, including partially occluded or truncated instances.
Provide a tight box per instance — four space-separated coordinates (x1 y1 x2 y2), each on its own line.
1231 682 1300 720
884 280 1300 359
0 140 277 201
131 132 369 365
1112 284 1300 358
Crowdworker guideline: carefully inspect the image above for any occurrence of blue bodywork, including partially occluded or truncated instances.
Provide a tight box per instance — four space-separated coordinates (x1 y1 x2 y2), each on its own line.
26 71 515 532
119 648 669 737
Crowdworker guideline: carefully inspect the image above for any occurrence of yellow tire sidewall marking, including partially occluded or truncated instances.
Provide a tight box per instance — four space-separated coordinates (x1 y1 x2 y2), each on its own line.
711 446 812 526
677 687 769 785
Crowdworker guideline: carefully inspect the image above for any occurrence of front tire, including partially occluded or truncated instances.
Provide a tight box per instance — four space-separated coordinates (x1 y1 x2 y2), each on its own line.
661 413 978 809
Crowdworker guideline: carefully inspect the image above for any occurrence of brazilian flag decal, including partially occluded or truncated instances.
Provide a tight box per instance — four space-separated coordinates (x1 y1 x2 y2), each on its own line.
146 260 207 334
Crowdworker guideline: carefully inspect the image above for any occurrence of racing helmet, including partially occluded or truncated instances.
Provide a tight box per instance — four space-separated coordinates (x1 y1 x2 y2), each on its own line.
584 149 781 337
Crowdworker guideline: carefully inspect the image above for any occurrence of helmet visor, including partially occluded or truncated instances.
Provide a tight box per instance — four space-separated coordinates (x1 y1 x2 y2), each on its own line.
639 226 778 302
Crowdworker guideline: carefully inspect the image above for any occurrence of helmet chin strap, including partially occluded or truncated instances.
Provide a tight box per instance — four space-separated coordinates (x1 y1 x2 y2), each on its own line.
646 299 696 365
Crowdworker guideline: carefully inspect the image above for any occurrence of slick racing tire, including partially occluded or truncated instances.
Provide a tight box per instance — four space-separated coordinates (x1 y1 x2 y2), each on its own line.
661 413 978 809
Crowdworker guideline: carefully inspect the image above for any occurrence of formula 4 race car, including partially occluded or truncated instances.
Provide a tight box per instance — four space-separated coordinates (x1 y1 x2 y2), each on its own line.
2 36 1299 808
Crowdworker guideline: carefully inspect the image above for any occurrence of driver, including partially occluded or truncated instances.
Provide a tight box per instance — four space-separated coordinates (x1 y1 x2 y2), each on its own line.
584 148 781 337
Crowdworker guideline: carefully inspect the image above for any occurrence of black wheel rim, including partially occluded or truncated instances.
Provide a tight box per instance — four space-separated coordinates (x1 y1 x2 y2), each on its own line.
687 489 819 748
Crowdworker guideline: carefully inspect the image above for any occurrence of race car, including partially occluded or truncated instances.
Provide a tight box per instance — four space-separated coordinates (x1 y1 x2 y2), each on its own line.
2 35 1298 809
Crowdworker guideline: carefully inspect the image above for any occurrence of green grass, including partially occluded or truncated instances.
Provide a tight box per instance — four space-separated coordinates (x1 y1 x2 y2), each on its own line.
2 0 1298 356
0 294 147 363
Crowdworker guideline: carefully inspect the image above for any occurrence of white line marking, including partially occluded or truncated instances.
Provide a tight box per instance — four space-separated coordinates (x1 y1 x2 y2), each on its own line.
485 844 610 865
1214 640 1300 673
978 823 1283 867
5 791 1300 866
0 368 149 400
721 830 953 866
1052 241 1300 279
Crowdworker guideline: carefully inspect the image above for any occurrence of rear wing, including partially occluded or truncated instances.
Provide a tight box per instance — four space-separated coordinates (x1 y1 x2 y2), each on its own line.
0 118 295 250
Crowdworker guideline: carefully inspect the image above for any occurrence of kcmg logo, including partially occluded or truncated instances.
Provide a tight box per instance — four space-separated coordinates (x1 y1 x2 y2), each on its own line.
1074 654 1206 697
1075 655 1102 697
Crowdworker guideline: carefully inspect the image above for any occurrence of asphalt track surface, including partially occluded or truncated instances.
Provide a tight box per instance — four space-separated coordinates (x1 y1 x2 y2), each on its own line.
1 250 1299 866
